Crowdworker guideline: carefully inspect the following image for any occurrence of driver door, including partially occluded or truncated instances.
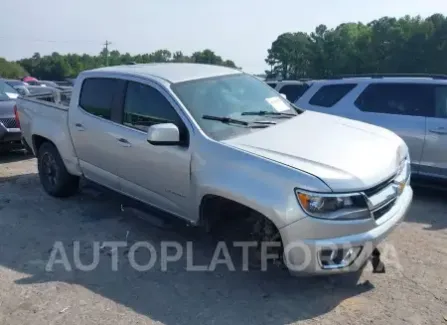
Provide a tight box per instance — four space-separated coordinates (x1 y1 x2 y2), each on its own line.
113 80 192 220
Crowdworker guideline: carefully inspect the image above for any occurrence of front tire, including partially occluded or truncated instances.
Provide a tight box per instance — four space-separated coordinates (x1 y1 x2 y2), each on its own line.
37 142 79 197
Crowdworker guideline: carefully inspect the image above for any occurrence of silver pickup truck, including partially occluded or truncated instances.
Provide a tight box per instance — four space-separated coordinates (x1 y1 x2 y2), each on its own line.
17 63 413 275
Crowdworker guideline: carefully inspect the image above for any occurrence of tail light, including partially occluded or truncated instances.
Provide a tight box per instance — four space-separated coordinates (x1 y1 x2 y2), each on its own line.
13 105 21 129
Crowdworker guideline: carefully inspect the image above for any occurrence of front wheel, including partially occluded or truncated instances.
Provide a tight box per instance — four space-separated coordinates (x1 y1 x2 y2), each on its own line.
37 142 79 197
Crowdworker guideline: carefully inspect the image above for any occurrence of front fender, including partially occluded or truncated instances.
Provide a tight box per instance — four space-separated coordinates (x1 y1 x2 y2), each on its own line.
192 147 331 229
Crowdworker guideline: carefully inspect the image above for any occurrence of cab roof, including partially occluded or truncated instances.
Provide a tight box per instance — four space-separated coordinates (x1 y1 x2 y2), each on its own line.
87 63 242 84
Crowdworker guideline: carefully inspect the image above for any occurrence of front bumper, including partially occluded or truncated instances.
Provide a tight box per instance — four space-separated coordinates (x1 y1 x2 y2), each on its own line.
279 185 413 275
0 123 22 148
0 123 21 140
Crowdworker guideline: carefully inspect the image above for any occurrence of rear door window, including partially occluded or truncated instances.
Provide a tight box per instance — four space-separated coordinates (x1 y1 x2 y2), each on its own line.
355 83 435 117
278 84 310 102
266 82 277 89
309 84 356 107
79 78 125 120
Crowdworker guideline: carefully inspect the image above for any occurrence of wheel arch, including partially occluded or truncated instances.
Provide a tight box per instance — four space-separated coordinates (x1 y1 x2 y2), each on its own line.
198 193 282 236
31 133 82 176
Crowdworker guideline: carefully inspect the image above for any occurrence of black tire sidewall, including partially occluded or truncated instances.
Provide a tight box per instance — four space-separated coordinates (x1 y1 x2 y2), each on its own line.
37 143 64 195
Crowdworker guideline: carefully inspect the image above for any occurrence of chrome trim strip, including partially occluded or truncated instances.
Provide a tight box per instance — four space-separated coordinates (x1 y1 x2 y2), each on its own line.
364 183 399 211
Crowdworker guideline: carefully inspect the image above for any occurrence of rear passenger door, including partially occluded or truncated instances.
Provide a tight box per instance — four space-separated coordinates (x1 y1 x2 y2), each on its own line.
69 77 126 189
420 85 447 178
354 83 433 174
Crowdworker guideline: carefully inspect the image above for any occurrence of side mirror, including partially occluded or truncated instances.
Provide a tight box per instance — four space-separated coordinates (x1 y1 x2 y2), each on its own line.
280 93 288 100
147 123 180 145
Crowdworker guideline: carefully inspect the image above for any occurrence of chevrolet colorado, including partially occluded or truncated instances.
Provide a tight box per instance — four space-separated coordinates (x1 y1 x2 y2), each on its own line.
16 63 413 274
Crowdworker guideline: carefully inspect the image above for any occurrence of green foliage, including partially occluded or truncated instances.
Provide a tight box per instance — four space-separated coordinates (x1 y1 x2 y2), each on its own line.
16 49 238 81
265 13 447 79
6 13 447 81
0 57 28 79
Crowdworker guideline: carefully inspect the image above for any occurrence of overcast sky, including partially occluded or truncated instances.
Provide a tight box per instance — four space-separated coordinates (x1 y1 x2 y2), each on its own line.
1 0 446 73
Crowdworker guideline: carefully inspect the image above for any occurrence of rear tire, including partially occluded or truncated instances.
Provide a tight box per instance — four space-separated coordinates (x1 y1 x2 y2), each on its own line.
37 142 79 197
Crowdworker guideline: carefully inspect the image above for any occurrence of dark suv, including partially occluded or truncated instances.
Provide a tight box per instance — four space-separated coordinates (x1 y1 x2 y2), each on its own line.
0 80 21 152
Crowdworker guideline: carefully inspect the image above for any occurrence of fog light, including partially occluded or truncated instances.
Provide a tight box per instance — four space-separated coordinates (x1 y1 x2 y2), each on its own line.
319 247 362 269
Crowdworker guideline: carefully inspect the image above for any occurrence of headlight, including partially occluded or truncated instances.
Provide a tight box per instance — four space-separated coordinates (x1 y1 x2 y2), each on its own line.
295 190 370 220
394 158 411 194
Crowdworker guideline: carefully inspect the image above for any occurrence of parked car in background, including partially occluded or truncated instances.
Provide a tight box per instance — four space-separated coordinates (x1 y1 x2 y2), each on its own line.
64 78 76 86
26 80 46 87
22 76 38 83
2 79 30 96
4 79 29 89
17 63 412 275
26 85 59 99
13 85 30 96
39 80 59 88
266 80 311 103
295 74 447 182
0 80 22 152
25 85 72 105
41 81 73 92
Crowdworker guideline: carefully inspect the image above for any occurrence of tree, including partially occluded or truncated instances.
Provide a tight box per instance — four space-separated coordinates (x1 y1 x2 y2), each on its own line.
15 49 239 80
0 58 28 79
265 32 311 79
265 13 447 79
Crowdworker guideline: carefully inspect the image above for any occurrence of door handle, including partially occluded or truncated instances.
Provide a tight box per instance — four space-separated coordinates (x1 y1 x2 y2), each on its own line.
429 127 447 135
74 123 85 131
117 138 131 147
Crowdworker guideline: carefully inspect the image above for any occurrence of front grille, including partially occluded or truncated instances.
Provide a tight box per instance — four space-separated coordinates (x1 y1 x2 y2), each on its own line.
363 175 395 197
363 173 400 221
372 199 396 220
0 118 18 129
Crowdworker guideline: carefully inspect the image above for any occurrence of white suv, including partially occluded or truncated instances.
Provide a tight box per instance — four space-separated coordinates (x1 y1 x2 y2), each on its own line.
266 80 311 103
295 74 447 182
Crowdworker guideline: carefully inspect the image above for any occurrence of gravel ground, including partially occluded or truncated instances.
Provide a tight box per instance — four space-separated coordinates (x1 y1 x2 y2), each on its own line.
0 151 446 325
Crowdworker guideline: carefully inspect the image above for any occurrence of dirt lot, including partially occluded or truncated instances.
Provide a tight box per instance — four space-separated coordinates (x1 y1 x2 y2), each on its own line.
0 151 446 325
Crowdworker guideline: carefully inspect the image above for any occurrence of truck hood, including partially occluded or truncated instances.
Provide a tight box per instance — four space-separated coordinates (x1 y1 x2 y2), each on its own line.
0 99 16 119
223 111 407 192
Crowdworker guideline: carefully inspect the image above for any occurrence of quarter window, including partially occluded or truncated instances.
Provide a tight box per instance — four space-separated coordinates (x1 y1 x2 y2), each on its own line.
79 78 124 120
355 83 435 117
309 84 356 107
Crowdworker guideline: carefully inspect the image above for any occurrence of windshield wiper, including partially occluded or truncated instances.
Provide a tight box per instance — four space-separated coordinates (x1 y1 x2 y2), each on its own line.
202 115 270 128
241 110 296 117
203 115 249 125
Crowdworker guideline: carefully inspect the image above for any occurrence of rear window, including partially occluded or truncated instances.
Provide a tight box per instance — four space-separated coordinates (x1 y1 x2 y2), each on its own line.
278 84 310 102
309 84 356 107
355 83 435 117
79 78 124 120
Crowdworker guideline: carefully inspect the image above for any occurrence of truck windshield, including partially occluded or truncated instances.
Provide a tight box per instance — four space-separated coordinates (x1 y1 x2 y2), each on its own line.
171 74 299 140
0 81 18 101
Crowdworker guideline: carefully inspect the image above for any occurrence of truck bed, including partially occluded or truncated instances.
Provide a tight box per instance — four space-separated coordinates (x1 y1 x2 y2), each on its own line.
16 96 82 177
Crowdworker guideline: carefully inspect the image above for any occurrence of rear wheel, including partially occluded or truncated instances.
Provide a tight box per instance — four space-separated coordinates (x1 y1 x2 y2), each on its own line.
37 142 79 197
